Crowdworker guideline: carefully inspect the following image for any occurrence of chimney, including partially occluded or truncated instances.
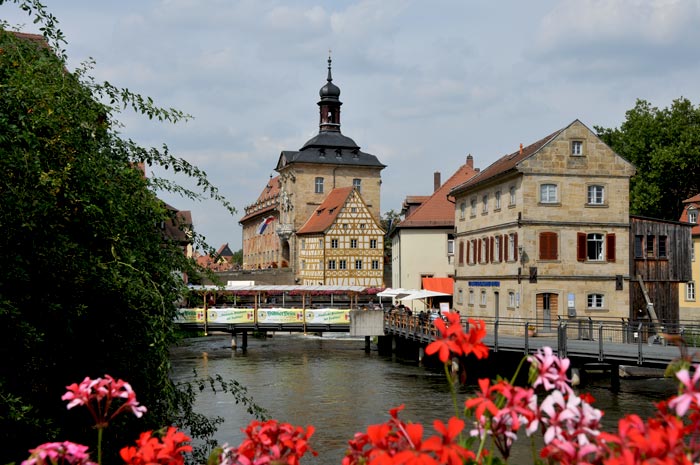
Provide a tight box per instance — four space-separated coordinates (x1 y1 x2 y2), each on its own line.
466 154 473 169
434 172 441 192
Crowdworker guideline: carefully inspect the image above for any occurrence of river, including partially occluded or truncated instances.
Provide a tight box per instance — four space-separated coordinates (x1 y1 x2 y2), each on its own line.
169 332 678 464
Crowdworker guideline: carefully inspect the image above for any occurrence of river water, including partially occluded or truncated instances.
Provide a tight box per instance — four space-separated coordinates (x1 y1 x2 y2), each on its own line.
169 332 678 464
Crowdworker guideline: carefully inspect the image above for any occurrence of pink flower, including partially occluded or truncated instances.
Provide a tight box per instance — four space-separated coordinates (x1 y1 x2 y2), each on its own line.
668 365 700 417
22 441 96 465
528 346 572 395
62 375 147 427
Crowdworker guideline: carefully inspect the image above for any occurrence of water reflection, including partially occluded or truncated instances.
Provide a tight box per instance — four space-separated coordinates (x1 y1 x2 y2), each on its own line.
169 333 677 464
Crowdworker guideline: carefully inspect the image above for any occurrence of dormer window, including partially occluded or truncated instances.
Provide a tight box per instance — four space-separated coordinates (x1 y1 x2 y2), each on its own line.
689 208 697 224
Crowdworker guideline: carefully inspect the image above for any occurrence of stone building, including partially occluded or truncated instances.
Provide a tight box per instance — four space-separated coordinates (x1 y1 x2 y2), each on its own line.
449 120 636 331
240 57 386 283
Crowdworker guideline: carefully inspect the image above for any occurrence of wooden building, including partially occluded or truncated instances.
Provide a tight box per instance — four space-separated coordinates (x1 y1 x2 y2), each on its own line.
630 216 692 324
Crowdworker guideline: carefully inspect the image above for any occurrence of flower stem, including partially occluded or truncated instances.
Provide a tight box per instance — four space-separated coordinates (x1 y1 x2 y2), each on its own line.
444 362 460 419
97 426 103 465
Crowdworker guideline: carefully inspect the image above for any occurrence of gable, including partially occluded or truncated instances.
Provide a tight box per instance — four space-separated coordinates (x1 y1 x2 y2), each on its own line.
517 120 636 177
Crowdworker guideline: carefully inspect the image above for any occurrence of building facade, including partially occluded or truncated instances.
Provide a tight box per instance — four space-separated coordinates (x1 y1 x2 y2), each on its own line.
450 120 636 332
240 176 282 269
391 155 479 295
240 57 386 282
678 194 700 320
296 187 385 286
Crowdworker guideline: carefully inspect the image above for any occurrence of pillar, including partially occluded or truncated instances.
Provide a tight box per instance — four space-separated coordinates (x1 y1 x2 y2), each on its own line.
241 331 248 351
610 363 620 392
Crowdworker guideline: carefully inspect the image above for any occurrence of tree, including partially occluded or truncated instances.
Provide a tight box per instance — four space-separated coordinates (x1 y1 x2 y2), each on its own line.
232 248 243 266
380 209 401 262
595 97 700 220
0 2 237 462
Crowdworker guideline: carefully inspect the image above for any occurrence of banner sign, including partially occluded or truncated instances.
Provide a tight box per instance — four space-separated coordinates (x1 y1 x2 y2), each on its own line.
176 307 351 325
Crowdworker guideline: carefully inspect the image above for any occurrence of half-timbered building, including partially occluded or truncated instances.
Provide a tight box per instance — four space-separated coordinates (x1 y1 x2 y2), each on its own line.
296 187 385 286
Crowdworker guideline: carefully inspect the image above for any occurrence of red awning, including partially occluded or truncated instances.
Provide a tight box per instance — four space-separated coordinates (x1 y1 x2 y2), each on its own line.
421 277 454 295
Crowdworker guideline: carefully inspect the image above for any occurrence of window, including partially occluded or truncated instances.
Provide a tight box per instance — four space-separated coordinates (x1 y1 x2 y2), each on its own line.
328 260 336 270
634 235 643 258
457 289 464 305
577 233 615 262
351 207 357 213
587 233 604 261
587 293 604 309
587 185 605 205
459 202 466 220
480 290 487 306
360 223 365 229
481 237 488 263
687 282 696 301
539 232 558 260
508 291 516 308
342 223 348 229
301 239 306 250
370 239 377 249
350 238 358 249
371 260 379 270
331 238 338 249
468 240 475 265
314 177 324 193
494 236 501 262
301 260 306 270
689 208 698 224
355 259 362 270
509 186 516 206
572 140 583 156
482 194 488 213
470 198 477 216
319 238 323 247
659 236 667 258
339 260 347 270
508 232 518 262
646 235 655 257
447 238 455 255
468 289 475 305
540 184 558 204
495 191 501 209
353 178 361 193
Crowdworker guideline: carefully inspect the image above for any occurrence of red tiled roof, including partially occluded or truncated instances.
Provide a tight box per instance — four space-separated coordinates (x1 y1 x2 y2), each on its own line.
4 30 50 49
239 176 281 223
296 187 354 234
450 127 566 196
680 194 700 235
398 161 479 228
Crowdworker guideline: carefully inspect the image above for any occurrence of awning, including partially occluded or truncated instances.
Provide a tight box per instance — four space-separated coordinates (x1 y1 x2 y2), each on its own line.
421 277 454 295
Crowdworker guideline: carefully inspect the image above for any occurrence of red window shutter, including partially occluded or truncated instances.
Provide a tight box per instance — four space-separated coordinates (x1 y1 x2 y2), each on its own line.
498 236 503 262
539 232 558 260
514 233 518 261
466 240 471 264
489 237 494 263
607 233 616 262
478 239 482 263
459 241 464 265
577 233 586 261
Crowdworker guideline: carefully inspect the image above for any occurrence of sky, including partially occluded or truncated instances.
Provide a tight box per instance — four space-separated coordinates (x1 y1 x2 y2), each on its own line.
3 0 700 252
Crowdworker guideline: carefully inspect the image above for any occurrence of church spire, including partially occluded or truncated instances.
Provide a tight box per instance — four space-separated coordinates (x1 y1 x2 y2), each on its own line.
318 52 342 132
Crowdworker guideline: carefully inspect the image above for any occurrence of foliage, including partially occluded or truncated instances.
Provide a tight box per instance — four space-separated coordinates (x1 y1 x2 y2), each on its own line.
380 209 401 260
595 97 700 220
0 1 251 462
231 249 243 266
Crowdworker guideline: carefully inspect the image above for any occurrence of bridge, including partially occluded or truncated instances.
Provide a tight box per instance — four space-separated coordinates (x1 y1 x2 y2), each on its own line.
176 303 698 387
383 312 699 389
